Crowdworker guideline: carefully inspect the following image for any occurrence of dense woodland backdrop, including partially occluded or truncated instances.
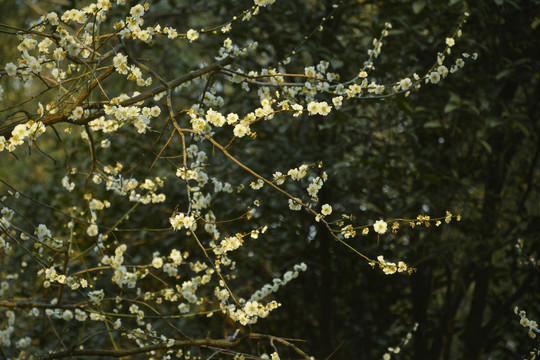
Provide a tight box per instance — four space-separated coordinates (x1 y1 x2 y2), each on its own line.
0 0 539 359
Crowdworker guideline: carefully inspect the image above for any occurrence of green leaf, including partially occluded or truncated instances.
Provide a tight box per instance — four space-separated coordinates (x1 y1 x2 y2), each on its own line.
412 1 425 14
495 68 514 80
397 98 414 115
449 92 461 103
444 92 461 113
444 103 458 113
486 116 502 128
480 140 492 154
479 96 490 111
514 120 530 137
423 121 442 128
423 174 441 186
330 59 344 69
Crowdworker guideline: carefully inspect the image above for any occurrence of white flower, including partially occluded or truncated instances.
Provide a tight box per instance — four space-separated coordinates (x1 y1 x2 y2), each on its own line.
428 72 441 84
255 0 276 7
61 176 75 192
382 262 397 275
244 301 259 316
332 96 343 109
226 113 239 124
88 289 104 302
0 136 6 152
178 303 189 313
150 106 161 117
130 4 144 18
87 224 99 237
321 204 332 216
5 62 17 76
306 101 332 116
373 220 387 234
75 309 88 321
182 215 196 230
318 101 332 115
28 57 41 73
70 106 84 121
62 310 73 321
170 213 185 230
250 179 264 190
35 224 52 241
16 337 31 349
12 124 29 140
288 198 302 211
437 65 449 78
113 53 128 74
233 123 249 137
186 29 199 42
152 257 163 269
399 77 412 90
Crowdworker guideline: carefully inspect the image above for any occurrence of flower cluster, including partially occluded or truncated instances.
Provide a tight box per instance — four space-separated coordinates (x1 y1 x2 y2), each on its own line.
308 173 327 201
101 244 139 288
374 255 409 275
35 224 63 250
0 121 45 153
100 102 162 134
248 262 308 302
381 323 418 360
307 101 332 116
0 208 15 253
515 306 540 340
215 263 307 326
0 311 15 347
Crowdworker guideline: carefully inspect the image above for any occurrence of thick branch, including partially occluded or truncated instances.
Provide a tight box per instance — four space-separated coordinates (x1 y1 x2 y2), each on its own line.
43 338 241 359
0 299 86 309
0 56 234 138
71 55 234 125
249 333 311 360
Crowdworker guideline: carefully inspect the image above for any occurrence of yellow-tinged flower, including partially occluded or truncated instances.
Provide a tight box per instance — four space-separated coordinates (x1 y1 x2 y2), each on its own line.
321 204 332 216
374 219 387 234
187 29 199 42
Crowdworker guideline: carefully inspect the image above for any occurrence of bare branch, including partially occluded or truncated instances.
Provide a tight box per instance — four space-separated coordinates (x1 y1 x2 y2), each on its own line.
42 337 242 359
